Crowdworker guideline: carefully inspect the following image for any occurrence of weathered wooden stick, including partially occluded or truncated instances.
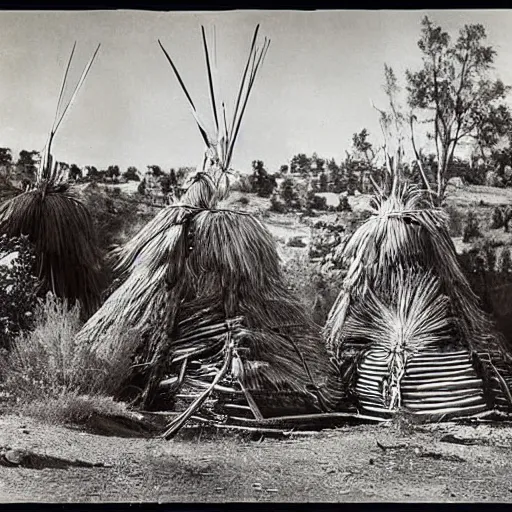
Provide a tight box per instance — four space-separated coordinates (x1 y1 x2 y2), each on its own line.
162 334 234 439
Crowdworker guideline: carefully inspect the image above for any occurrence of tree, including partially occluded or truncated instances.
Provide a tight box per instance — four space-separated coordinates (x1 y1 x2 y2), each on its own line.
290 154 312 176
0 148 13 169
106 165 120 181
319 172 328 192
351 129 378 193
137 179 147 196
169 169 178 187
85 166 99 181
123 166 140 182
160 174 172 196
352 129 376 163
16 150 40 177
69 164 82 181
311 153 325 177
250 160 277 198
407 16 512 203
147 165 164 177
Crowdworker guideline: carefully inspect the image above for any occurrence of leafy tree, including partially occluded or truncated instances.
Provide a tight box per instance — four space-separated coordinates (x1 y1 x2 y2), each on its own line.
106 165 120 181
279 177 306 209
462 211 482 243
123 166 140 182
290 153 312 176
326 158 345 193
311 152 325 177
16 150 40 177
0 234 38 349
176 167 192 184
279 164 289 175
147 165 164 177
0 147 13 168
351 129 379 193
69 164 82 181
169 169 178 187
137 179 147 196
160 174 172 196
500 247 512 274
352 129 376 163
85 166 99 181
250 160 277 198
319 172 328 192
407 16 512 203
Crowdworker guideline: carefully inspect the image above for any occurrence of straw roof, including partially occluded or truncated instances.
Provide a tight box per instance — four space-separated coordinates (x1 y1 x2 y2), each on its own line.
76 26 346 419
324 181 512 419
0 43 105 318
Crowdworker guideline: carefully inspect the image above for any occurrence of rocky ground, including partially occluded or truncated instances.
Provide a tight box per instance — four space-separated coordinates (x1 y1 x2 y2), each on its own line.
0 414 511 503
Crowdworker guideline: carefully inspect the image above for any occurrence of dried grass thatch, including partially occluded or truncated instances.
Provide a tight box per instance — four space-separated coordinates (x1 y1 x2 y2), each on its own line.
0 44 104 318
78 174 345 416
325 180 512 419
76 27 346 423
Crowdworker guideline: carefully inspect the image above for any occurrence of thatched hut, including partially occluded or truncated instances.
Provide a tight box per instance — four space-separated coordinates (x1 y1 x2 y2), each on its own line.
77 26 345 434
0 43 105 319
324 179 512 420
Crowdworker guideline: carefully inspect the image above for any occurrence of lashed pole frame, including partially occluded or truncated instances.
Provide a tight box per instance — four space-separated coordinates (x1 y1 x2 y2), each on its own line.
142 27 270 434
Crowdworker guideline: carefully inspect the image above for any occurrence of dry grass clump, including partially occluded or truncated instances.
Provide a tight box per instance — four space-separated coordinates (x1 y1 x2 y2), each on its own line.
22 394 129 427
0 293 139 428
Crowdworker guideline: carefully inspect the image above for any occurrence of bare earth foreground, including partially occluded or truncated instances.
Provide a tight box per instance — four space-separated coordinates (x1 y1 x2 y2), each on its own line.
0 415 512 503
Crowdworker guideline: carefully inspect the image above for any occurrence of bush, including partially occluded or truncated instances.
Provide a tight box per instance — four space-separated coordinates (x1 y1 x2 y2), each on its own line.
445 205 465 237
0 235 39 350
498 247 512 274
270 194 287 213
20 394 141 433
0 294 139 403
306 193 328 211
287 236 307 248
337 195 352 212
237 196 250 206
490 206 504 230
462 211 482 243
83 185 145 252
231 175 252 193
137 179 147 196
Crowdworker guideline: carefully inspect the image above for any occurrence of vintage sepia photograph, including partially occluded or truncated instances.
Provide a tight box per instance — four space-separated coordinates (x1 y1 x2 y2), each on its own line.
0 8 512 504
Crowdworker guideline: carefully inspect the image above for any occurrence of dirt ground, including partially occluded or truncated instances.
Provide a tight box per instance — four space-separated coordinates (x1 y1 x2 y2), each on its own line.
0 414 511 503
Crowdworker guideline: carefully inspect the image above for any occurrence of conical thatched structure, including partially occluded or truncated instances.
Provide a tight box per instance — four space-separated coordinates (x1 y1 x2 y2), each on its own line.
0 43 105 319
77 27 345 431
325 178 512 420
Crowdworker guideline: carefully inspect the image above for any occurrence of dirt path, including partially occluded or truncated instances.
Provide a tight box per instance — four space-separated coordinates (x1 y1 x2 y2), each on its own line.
0 415 512 503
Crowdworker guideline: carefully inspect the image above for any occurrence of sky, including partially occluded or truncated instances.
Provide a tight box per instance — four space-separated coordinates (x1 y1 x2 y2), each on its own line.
1 9 512 173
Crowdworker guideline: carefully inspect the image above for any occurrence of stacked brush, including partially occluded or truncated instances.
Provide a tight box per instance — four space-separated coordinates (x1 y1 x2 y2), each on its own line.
76 26 347 436
324 173 512 421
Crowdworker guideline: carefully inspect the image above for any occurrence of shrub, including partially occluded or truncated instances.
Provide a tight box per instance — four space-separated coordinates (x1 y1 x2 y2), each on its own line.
287 236 307 248
231 175 252 193
462 211 482 243
490 206 504 230
504 206 512 233
137 179 147 196
337 195 352 212
499 247 512 274
0 294 139 402
306 193 328 211
237 196 250 206
0 235 39 350
83 185 145 252
445 205 465 237
269 194 287 213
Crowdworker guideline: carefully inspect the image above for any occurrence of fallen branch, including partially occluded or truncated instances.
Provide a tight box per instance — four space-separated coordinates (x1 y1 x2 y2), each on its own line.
162 333 234 439
376 440 409 451
419 451 465 463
